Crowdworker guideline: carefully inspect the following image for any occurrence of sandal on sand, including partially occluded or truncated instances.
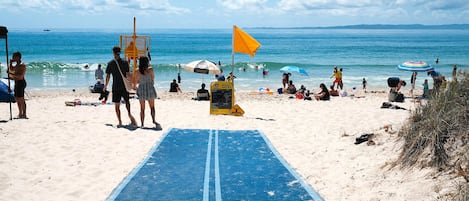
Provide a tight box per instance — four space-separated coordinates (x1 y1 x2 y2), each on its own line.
153 122 162 130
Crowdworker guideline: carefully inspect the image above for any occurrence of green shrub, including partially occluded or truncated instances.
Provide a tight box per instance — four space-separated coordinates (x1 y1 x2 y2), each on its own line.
397 74 468 169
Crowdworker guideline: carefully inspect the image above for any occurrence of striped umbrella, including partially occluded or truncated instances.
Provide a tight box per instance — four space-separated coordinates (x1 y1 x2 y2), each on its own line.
397 61 434 72
184 60 221 75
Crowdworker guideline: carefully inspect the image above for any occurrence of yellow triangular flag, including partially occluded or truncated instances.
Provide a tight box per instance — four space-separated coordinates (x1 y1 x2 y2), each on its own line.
233 25 261 57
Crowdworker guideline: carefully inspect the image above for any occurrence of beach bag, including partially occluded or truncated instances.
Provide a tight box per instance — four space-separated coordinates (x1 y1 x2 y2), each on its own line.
395 93 404 102
93 83 104 92
114 59 133 93
277 88 283 94
388 91 404 102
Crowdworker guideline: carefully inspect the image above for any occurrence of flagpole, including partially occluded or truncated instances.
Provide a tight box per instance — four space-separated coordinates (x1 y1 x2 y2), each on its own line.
231 25 235 86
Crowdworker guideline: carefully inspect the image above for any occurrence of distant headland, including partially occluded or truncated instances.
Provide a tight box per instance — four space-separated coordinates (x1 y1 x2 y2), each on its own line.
254 24 469 29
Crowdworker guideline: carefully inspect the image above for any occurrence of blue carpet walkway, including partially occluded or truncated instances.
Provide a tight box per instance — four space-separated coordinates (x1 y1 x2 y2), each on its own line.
107 128 323 201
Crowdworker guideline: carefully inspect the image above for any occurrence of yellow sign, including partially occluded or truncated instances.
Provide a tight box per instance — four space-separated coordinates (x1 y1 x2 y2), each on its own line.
210 81 234 115
231 104 245 116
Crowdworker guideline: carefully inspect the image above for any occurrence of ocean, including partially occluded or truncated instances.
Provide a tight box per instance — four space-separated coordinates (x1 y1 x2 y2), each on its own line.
0 27 468 92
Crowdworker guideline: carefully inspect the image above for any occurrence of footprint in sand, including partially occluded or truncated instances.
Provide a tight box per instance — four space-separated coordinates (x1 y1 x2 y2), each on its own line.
0 172 10 192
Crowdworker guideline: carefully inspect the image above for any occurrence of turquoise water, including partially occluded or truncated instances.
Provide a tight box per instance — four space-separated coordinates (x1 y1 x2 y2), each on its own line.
0 28 468 92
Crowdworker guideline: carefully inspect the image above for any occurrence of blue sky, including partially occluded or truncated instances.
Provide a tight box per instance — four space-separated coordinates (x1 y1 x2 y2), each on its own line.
1 0 468 29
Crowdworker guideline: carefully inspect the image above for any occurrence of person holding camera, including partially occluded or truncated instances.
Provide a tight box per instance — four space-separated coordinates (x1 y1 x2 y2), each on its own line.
8 51 27 119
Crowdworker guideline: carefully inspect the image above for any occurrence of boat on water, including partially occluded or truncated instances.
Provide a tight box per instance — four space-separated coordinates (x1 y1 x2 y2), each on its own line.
43 29 51 32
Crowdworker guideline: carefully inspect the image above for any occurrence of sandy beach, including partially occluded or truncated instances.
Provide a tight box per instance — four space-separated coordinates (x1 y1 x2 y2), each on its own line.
0 89 460 201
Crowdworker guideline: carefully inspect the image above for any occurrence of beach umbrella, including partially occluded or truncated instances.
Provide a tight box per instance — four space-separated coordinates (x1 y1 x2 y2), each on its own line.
280 65 309 76
184 60 221 75
397 61 434 72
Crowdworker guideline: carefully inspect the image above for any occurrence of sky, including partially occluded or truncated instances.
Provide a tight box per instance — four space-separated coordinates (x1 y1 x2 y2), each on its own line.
1 0 469 29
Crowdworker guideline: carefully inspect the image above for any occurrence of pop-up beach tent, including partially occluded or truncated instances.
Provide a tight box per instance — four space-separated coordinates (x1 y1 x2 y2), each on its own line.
0 26 14 120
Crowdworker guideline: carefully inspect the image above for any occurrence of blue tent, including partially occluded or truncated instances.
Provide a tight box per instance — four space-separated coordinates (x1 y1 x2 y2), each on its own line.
0 79 15 103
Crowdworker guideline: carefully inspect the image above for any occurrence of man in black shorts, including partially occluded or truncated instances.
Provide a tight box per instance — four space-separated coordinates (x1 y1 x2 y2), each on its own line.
8 51 27 118
104 46 137 126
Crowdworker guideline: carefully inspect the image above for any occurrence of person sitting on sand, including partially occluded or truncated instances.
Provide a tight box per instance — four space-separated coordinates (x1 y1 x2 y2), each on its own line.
169 79 181 93
303 90 313 100
195 83 210 101
295 85 306 99
297 85 306 94
285 80 297 94
388 78 405 102
329 85 339 96
314 83 330 101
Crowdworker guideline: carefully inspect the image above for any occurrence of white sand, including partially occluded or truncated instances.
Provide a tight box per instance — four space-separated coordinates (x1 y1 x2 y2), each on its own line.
0 89 458 200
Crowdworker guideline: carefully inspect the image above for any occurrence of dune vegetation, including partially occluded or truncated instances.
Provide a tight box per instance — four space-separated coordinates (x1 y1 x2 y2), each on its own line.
396 73 468 200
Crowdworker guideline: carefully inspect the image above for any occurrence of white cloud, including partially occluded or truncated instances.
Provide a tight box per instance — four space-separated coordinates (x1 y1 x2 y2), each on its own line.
274 0 469 21
218 0 268 10
1 0 468 28
110 0 185 12
0 0 189 14
0 0 59 11
277 0 385 11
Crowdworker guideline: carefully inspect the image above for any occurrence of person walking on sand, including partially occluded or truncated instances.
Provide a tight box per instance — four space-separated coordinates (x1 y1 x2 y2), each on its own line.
330 66 341 89
95 64 104 83
135 56 160 128
282 72 289 88
422 79 429 98
338 68 344 90
8 51 27 118
103 46 137 126
362 78 367 92
410 72 417 96
452 64 457 82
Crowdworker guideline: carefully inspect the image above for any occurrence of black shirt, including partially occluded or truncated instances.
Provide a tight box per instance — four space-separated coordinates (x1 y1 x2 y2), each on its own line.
170 82 179 92
320 88 330 100
197 88 210 100
106 58 130 92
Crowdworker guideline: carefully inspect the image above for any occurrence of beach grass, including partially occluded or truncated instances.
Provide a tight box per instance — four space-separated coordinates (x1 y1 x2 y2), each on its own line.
395 73 468 199
453 181 469 201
